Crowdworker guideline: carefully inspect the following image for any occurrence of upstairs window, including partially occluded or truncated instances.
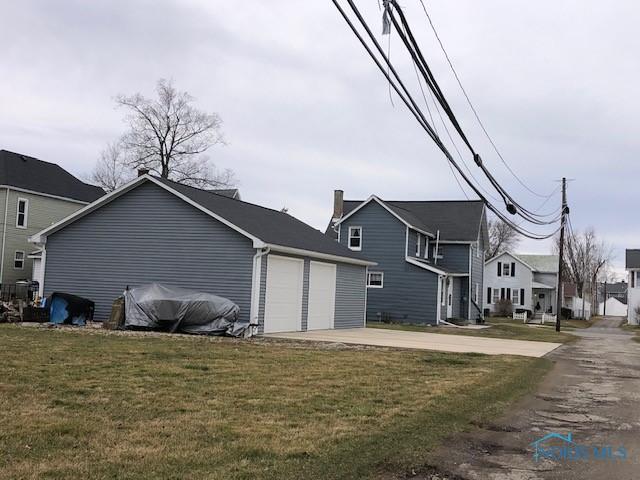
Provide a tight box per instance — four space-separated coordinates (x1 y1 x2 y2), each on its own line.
16 198 28 228
416 234 421 257
367 271 384 288
502 263 511 276
14 251 25 269
348 226 362 251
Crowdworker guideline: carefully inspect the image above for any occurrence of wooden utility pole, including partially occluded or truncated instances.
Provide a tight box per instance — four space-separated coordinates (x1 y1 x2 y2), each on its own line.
556 177 568 332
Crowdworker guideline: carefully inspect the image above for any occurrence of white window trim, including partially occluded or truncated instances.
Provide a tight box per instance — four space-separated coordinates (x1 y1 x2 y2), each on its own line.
366 271 384 288
492 288 500 304
503 263 510 276
14 250 25 270
512 288 520 306
348 226 362 251
416 234 421 257
16 197 29 229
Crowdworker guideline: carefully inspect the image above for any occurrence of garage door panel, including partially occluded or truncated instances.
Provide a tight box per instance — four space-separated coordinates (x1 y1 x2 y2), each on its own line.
264 256 304 333
307 261 336 331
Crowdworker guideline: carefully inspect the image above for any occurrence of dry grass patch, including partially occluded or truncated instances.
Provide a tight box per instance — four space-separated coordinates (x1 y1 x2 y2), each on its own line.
0 325 550 479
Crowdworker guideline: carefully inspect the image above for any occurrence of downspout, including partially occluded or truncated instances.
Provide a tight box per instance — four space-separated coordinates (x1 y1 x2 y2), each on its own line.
434 230 440 265
250 246 270 335
0 187 9 284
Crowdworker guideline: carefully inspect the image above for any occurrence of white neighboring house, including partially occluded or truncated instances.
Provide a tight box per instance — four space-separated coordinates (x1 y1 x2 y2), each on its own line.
626 249 640 324
484 253 558 316
598 297 627 317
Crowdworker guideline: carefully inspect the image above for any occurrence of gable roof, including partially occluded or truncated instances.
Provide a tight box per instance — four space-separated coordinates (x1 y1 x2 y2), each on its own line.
331 197 486 243
31 175 374 266
514 254 558 273
485 251 536 271
0 150 105 203
626 249 640 269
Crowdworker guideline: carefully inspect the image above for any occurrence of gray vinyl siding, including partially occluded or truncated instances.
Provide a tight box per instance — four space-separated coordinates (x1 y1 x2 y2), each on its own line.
43 181 255 321
436 243 470 273
256 252 366 333
339 201 439 324
470 241 485 319
334 263 366 328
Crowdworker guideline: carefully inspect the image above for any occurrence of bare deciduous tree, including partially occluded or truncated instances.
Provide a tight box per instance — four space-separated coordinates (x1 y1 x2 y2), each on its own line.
486 218 521 259
556 227 613 300
90 142 133 192
115 79 235 189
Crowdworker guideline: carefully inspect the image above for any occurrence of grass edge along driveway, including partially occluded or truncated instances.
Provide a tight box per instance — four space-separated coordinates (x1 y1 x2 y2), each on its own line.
0 325 551 480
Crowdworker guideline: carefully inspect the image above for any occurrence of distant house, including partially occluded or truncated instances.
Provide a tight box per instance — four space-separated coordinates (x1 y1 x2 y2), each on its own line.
625 249 640 324
484 253 558 316
0 150 104 292
31 175 374 333
326 191 488 324
596 281 628 305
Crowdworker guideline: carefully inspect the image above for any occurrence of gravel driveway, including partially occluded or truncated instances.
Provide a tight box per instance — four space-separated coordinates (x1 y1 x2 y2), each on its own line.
425 316 640 479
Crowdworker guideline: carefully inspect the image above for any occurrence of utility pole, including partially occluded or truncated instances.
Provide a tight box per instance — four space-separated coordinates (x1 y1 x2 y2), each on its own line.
556 177 568 332
603 281 607 316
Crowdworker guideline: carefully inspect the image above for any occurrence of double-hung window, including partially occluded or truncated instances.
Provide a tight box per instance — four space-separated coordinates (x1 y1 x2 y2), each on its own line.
14 251 25 269
512 288 520 306
16 198 28 229
348 226 362 251
367 271 383 288
492 288 500 304
502 263 511 276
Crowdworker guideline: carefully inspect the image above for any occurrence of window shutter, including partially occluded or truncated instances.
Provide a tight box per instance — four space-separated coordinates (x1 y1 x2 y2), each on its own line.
497 262 502 277
511 262 516 277
501 288 505 299
520 288 525 305
487 287 491 304
507 288 511 300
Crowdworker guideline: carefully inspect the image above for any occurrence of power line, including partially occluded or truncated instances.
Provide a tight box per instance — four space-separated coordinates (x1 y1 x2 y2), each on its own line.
416 0 553 199
329 0 560 239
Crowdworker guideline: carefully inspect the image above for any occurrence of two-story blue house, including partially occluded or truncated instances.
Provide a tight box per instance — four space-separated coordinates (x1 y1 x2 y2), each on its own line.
326 190 488 324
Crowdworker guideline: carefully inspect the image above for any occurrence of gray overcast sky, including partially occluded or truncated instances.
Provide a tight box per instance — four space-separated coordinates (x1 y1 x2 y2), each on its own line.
1 1 638 276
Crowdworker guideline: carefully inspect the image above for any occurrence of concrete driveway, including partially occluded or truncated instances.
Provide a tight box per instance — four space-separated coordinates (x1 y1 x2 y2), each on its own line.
266 327 561 357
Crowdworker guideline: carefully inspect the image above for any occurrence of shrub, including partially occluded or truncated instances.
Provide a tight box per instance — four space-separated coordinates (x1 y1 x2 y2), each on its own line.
495 299 513 316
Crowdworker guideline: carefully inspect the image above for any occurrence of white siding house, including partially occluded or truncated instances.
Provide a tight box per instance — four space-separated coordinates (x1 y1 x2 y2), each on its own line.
626 249 640 325
484 253 558 316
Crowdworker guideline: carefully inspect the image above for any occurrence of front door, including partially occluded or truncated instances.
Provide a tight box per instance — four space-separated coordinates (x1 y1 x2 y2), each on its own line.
446 277 453 318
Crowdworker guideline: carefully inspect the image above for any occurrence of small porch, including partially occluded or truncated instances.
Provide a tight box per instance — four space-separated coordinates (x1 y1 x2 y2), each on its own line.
532 282 556 316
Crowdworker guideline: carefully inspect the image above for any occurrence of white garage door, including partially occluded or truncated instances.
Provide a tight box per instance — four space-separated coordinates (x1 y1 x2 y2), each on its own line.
264 255 304 333
307 261 336 330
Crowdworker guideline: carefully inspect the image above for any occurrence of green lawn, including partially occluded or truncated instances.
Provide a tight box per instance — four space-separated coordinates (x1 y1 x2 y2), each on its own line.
0 325 551 480
368 318 577 344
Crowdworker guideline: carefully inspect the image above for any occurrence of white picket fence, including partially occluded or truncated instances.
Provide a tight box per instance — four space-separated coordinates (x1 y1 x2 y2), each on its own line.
513 311 528 323
541 313 556 324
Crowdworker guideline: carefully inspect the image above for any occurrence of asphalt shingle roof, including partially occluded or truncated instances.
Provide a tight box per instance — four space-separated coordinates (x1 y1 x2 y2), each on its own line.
0 150 104 203
341 199 486 242
514 254 559 273
156 178 370 262
626 249 640 269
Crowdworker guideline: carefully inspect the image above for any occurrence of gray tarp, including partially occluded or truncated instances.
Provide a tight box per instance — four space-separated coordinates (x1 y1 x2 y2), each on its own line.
123 283 248 336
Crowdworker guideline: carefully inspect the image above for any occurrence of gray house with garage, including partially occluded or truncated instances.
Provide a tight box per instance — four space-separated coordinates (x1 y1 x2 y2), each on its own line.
326 191 488 324
30 174 374 334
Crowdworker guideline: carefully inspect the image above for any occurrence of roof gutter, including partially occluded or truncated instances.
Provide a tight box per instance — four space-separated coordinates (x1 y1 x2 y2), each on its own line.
266 244 376 266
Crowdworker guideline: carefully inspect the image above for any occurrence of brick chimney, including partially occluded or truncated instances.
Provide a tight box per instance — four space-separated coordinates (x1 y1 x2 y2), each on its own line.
137 168 150 177
332 189 344 220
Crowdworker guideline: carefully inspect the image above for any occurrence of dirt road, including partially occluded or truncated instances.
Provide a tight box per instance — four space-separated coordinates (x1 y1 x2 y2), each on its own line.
427 316 640 479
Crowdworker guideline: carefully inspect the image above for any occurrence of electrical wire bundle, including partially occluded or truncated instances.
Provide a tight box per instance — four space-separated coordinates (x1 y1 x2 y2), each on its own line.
329 0 564 240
